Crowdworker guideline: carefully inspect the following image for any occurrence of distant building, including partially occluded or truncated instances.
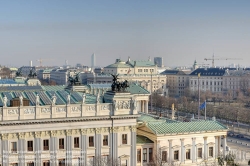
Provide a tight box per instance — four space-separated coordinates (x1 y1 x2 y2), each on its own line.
19 66 36 77
82 57 168 96
189 68 225 93
161 70 189 97
154 57 164 67
91 53 96 68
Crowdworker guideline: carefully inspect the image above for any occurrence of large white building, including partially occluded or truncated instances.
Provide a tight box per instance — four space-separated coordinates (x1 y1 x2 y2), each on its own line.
0 81 231 166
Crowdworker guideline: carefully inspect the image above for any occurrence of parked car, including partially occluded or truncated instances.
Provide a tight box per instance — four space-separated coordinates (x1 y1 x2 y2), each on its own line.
227 132 235 137
237 134 244 138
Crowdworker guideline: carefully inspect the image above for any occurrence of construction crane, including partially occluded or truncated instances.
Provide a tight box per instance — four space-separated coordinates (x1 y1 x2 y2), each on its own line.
204 54 242 68
37 59 53 67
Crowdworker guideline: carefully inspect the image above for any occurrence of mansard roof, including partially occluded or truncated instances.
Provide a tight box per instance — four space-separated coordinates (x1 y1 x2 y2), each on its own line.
138 113 227 135
160 70 187 75
190 68 226 76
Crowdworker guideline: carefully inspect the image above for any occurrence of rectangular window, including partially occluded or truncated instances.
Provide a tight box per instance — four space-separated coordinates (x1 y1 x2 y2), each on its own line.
149 148 153 161
174 150 179 160
209 147 213 157
10 164 18 166
198 148 202 158
43 161 50 166
137 149 141 163
138 69 142 72
27 141 33 151
43 139 49 150
74 137 79 148
186 149 191 159
103 135 108 146
59 138 64 149
11 142 17 153
122 134 127 144
58 159 65 166
144 69 148 72
89 136 94 147
27 162 34 166
143 148 147 162
162 151 167 162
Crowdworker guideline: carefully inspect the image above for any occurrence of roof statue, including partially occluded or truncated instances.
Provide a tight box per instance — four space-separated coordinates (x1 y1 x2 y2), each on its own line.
67 94 71 105
51 94 57 105
28 69 37 78
36 94 40 106
16 69 22 77
3 95 7 107
19 95 23 106
111 74 129 92
68 72 81 86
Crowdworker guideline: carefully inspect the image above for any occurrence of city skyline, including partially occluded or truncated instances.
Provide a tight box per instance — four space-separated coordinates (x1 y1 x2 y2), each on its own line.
1 0 250 67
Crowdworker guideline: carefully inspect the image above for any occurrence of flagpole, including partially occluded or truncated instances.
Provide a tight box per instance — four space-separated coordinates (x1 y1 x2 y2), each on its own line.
205 100 206 120
198 73 200 119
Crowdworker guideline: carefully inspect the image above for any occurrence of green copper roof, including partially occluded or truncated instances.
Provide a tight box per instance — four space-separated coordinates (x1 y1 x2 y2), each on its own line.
126 83 150 94
128 60 155 67
138 114 227 135
137 135 154 144
42 85 66 91
106 60 132 68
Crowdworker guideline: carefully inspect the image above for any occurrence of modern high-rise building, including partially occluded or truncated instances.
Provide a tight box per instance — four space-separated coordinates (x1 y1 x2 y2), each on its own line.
154 57 163 67
91 53 96 68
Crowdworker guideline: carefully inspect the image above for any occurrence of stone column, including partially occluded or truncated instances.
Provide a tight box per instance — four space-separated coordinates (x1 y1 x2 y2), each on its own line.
204 137 207 160
50 131 58 166
34 132 42 166
192 138 196 163
144 100 148 113
95 128 101 158
180 139 185 163
2 134 9 166
218 136 221 155
168 140 173 164
215 136 218 158
18 133 26 166
223 135 226 158
130 126 137 166
66 130 73 166
110 127 118 162
141 101 144 113
80 129 87 166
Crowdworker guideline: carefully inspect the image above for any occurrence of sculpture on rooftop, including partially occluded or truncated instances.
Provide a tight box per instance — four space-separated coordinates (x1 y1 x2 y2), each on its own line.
28 69 37 78
36 94 40 106
19 95 23 106
16 69 22 77
111 74 129 92
51 94 57 105
82 93 86 104
67 94 71 105
3 95 7 107
68 72 81 86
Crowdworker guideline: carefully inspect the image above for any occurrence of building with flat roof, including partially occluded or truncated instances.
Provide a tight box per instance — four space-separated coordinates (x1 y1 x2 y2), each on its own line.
154 57 164 68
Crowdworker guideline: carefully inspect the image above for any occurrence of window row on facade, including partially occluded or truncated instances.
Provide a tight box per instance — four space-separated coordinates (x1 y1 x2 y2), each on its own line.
9 134 128 153
136 147 214 163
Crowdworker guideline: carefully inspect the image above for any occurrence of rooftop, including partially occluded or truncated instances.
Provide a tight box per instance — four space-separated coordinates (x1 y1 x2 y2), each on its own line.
138 113 228 135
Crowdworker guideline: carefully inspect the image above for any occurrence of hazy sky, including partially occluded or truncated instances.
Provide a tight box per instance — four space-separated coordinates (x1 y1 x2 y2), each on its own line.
1 0 250 67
